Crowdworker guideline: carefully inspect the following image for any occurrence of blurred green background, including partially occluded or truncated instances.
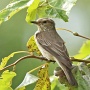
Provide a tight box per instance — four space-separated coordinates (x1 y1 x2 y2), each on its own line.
0 0 90 89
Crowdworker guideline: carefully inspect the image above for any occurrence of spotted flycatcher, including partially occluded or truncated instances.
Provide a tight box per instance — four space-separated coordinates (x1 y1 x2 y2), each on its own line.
31 18 78 86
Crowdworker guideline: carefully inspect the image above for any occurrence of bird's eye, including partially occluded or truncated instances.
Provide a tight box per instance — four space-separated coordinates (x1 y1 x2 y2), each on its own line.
43 21 47 23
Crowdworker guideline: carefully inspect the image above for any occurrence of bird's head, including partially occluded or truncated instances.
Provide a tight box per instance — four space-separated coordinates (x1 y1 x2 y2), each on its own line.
30 18 55 31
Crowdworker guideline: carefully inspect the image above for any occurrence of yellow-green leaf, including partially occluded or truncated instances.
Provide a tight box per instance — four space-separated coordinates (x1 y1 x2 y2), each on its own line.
26 0 40 23
0 51 27 70
34 63 51 90
37 4 47 18
74 40 90 59
0 70 16 90
27 35 41 55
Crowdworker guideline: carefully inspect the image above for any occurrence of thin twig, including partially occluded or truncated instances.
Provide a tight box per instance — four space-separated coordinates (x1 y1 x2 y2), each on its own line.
71 57 90 63
56 28 90 40
28 63 47 74
0 55 55 71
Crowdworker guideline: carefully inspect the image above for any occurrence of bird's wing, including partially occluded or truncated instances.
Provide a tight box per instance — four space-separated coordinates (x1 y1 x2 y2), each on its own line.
36 31 72 69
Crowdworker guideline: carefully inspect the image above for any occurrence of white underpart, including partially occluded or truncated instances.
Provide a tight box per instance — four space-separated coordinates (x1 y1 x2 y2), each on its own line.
34 30 54 60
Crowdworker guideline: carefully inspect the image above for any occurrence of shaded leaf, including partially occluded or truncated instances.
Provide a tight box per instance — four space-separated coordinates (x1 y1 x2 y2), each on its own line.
51 66 90 90
79 64 90 86
0 70 16 90
15 73 38 90
43 0 77 22
27 35 41 55
57 84 69 90
54 67 68 85
46 6 68 22
34 63 51 90
50 76 69 90
75 66 90 90
52 66 78 90
74 40 90 59
0 51 27 70
50 76 58 90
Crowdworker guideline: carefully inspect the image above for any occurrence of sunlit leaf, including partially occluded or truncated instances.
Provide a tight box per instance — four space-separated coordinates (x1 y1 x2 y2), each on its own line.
0 0 35 24
37 5 47 18
34 63 51 90
27 35 41 55
0 70 16 90
74 40 90 59
15 73 38 90
26 0 40 23
0 51 27 70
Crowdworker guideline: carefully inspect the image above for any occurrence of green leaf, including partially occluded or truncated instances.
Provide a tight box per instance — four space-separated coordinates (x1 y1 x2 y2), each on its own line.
44 0 77 22
0 0 35 24
50 76 69 90
79 64 90 86
0 51 27 70
50 76 58 90
26 0 40 23
15 73 39 90
34 63 51 90
75 66 90 90
51 66 90 90
26 0 77 22
74 40 90 59
46 6 68 22
37 5 47 18
0 70 16 90
0 0 77 24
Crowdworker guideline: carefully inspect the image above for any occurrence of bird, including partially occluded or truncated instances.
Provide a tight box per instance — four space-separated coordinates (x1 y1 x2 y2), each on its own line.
30 18 78 86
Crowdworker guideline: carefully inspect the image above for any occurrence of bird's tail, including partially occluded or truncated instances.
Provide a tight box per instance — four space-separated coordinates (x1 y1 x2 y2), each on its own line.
61 63 78 86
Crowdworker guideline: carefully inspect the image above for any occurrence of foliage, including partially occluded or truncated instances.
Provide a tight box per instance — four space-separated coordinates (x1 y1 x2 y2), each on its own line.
0 0 90 90
74 40 90 59
0 0 77 24
0 70 16 90
34 63 51 90
27 35 41 55
0 51 28 70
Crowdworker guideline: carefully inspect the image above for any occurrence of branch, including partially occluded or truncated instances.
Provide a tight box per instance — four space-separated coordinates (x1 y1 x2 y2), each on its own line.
0 55 55 71
0 55 90 72
71 57 90 63
56 28 90 40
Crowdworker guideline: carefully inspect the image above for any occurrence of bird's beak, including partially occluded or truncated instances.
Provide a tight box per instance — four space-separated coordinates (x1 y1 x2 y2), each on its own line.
30 21 38 24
